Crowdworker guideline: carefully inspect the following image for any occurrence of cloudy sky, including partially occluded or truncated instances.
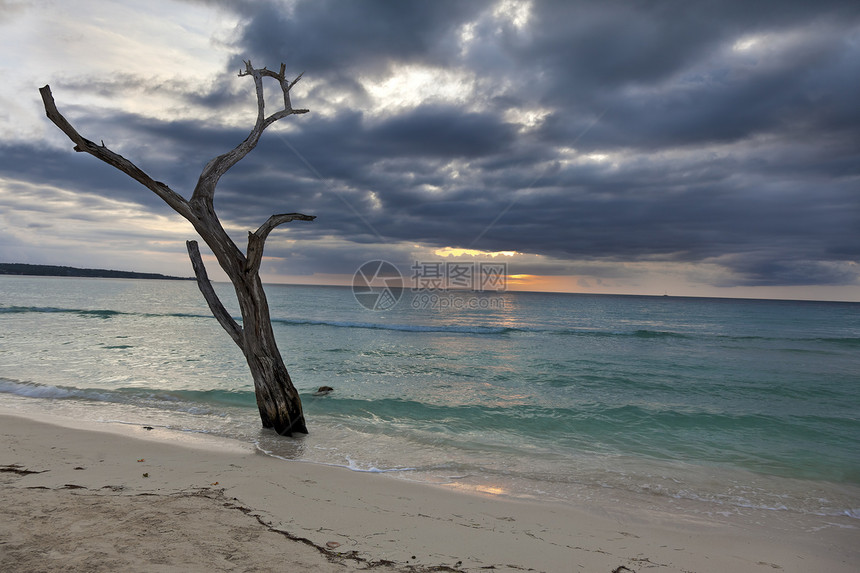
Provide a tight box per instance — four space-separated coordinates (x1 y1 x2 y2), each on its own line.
1 0 858 300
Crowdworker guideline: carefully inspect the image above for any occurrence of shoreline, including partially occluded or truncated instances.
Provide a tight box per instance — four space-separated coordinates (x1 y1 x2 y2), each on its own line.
1 409 857 572
4 388 857 519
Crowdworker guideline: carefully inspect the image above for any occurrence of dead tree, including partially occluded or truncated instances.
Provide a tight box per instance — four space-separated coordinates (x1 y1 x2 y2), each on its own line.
39 61 313 435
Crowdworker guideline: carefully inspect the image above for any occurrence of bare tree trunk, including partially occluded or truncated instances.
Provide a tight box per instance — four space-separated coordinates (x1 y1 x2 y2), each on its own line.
185 240 307 434
234 263 307 434
40 61 313 435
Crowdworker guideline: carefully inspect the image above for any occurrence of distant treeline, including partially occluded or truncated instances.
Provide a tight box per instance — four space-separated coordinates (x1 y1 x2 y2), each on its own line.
0 263 193 281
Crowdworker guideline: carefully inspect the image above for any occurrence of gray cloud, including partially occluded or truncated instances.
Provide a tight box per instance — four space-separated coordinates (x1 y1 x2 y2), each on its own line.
232 0 492 75
5 0 859 291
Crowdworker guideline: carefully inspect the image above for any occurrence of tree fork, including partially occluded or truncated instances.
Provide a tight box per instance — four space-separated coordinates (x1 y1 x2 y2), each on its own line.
40 61 313 436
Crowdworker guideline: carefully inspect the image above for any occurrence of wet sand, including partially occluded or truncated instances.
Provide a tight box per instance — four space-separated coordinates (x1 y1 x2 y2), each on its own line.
1 410 856 572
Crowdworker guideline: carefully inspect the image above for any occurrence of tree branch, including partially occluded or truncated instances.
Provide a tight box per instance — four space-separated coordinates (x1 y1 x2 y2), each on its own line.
41 67 313 436
191 60 308 206
245 213 316 274
39 85 193 221
186 240 244 349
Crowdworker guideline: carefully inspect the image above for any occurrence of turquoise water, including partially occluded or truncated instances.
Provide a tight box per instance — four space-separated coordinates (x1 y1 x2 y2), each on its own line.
1 275 858 518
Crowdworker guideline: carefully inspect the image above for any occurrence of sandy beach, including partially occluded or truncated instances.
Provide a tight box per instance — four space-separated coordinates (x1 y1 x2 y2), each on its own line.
0 409 856 573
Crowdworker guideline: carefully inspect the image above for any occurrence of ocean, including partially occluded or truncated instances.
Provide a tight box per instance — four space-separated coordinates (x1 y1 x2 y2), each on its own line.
1 275 858 522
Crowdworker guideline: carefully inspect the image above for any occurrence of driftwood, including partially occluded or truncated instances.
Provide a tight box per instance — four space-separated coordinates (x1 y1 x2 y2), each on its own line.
40 61 314 435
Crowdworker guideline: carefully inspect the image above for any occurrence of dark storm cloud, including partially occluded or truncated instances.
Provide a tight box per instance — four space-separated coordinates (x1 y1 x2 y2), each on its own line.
368 105 517 158
233 0 493 74
707 253 860 287
7 0 859 289
0 143 177 214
